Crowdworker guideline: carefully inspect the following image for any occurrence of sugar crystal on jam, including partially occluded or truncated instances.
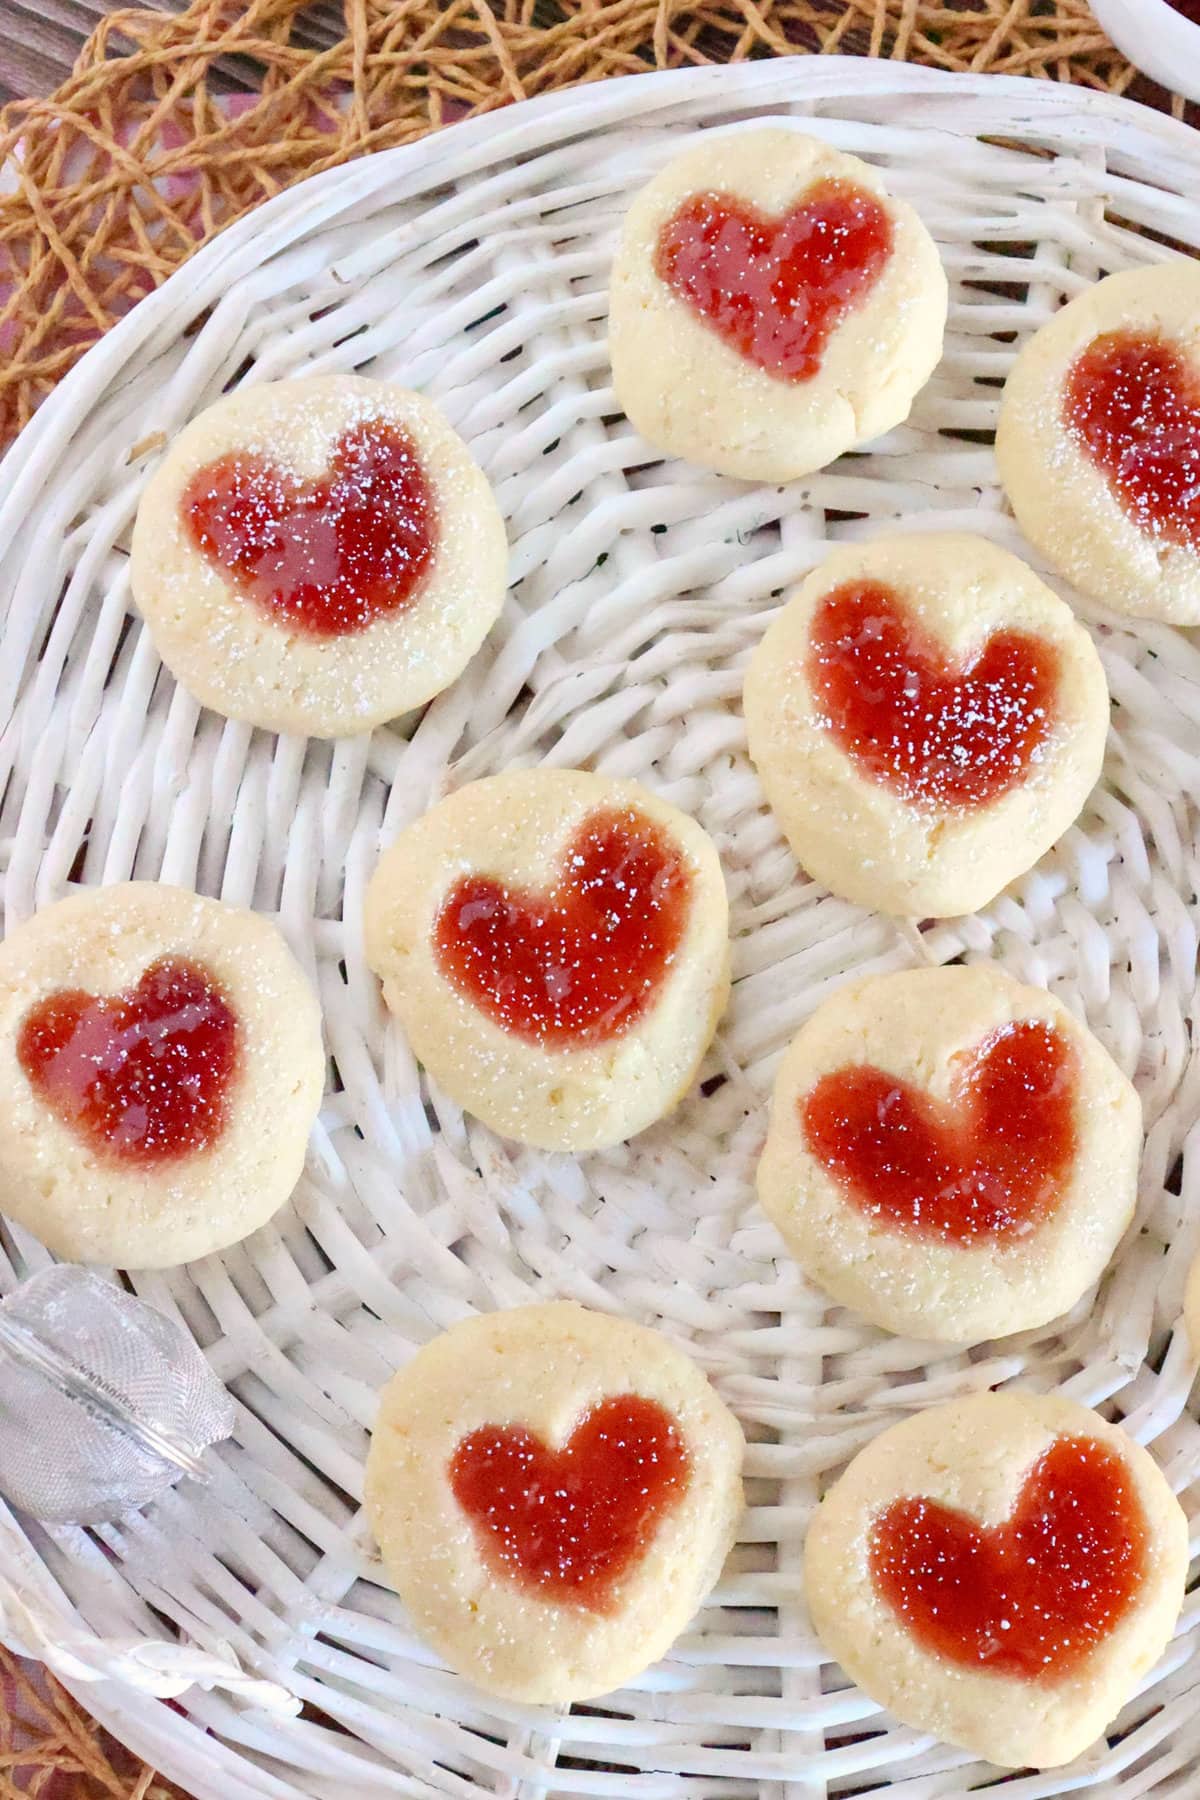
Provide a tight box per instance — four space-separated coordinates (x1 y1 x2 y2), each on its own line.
450 1395 690 1612
803 1020 1077 1244
870 1436 1147 1680
808 582 1057 809
655 181 893 382
1064 330 1200 554
18 957 239 1165
184 419 437 636
433 807 691 1046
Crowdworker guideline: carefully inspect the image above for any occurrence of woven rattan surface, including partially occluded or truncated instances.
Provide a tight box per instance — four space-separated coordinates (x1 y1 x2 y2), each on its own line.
0 0 1182 455
3 50 1200 1800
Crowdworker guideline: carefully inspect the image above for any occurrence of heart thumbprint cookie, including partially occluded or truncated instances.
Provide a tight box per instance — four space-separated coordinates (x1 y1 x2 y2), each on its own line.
364 1302 744 1703
998 263 1200 624
743 533 1109 917
805 1393 1187 1769
758 966 1140 1343
363 769 730 1151
608 127 947 482
0 883 323 1267
130 375 508 736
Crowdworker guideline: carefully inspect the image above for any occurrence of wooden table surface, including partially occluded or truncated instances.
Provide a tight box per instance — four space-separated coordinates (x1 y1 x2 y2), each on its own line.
0 0 346 105
2 0 130 104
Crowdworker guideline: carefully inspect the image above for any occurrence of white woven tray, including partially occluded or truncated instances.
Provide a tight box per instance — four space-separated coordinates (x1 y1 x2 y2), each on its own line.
1 56 1199 1800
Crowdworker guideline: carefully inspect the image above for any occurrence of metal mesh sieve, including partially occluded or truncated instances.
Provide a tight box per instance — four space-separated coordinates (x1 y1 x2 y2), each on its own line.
0 1266 234 1523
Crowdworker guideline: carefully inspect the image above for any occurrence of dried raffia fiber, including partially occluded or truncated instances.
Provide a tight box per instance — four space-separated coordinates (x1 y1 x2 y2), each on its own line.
0 1646 182 1799
0 0 1161 451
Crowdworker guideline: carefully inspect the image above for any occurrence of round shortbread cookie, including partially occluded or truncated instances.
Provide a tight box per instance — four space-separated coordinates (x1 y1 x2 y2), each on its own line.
997 263 1200 624
608 126 947 482
757 966 1141 1344
363 768 730 1152
742 532 1109 917
130 375 508 736
805 1392 1188 1770
0 883 324 1268
364 1302 744 1704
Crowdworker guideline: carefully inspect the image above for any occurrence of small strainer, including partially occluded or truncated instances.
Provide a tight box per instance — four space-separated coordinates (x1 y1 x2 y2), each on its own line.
0 1266 234 1523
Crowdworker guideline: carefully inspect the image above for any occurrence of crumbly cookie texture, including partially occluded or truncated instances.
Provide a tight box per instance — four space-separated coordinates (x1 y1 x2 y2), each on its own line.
742 531 1109 917
758 965 1141 1344
364 1302 744 1704
363 768 730 1152
997 263 1200 624
806 1392 1188 1770
0 882 324 1267
130 374 508 736
608 125 947 482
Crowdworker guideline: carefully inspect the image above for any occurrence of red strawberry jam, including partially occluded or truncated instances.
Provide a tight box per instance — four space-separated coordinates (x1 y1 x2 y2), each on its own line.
449 1395 690 1612
18 957 239 1165
433 807 691 1046
802 1020 1077 1244
1064 330 1200 554
808 582 1058 809
655 181 893 382
871 1436 1147 1680
184 419 437 636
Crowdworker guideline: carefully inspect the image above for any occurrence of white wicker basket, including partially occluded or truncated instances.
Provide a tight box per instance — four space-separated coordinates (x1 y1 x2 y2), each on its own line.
1 57 1199 1799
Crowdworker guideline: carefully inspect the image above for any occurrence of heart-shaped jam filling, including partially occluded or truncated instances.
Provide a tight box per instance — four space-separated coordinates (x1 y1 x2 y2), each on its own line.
655 181 893 383
808 582 1058 809
17 957 240 1166
433 807 691 1046
802 1020 1076 1245
870 1435 1146 1680
1064 330 1200 554
449 1395 690 1612
183 420 437 637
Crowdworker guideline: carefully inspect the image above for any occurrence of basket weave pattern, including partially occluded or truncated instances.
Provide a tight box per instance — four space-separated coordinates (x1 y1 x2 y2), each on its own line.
0 0 1162 452
2 53 1199 1800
